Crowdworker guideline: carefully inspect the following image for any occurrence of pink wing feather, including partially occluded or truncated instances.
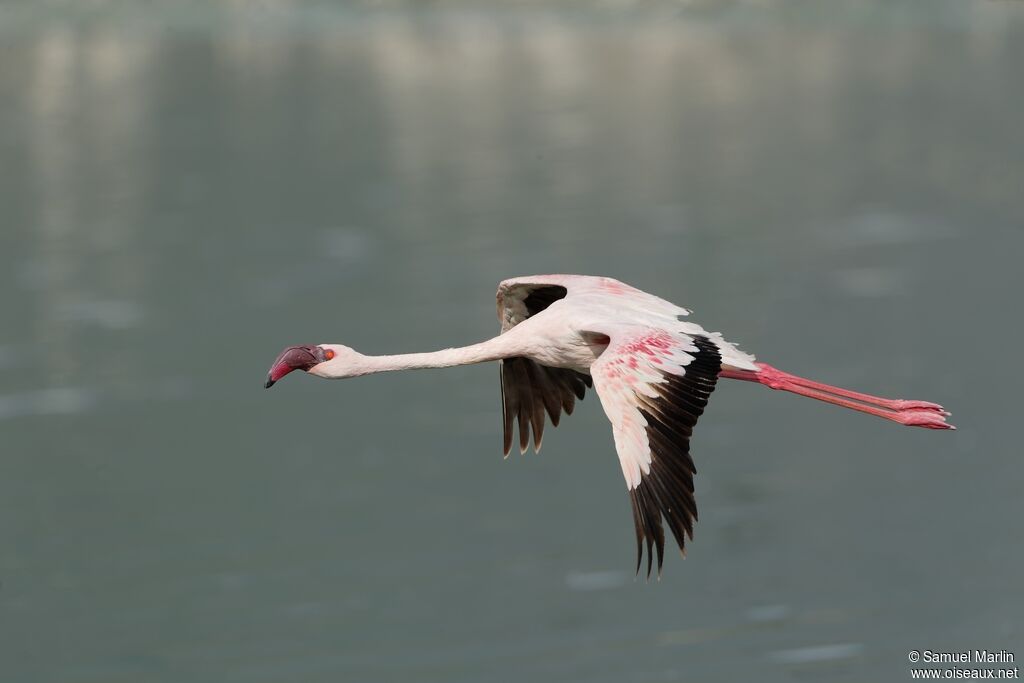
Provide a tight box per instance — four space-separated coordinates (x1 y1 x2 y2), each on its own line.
589 327 723 578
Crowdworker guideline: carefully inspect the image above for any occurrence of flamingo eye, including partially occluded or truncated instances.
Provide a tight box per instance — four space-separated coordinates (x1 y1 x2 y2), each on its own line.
324 349 336 361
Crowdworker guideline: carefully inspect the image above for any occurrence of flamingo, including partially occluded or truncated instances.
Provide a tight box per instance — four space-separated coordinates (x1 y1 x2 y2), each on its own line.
265 275 953 577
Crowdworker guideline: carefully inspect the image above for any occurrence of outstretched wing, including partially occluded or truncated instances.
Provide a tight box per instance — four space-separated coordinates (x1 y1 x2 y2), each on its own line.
588 327 722 578
496 278 592 455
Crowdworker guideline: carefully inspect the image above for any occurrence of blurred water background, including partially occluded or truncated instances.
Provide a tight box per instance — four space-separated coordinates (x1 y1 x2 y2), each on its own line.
1 1 1023 681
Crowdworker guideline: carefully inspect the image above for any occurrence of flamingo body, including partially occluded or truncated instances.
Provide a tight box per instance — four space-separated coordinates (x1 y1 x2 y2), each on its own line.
266 274 953 577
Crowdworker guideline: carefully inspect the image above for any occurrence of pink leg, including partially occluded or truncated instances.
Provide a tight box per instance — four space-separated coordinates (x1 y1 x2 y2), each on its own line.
720 363 954 430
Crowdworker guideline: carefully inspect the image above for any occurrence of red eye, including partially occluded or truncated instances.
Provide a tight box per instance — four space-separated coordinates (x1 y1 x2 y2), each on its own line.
324 349 336 361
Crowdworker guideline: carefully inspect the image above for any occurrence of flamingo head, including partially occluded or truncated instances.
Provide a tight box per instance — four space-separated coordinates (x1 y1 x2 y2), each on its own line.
265 344 332 388
265 344 362 387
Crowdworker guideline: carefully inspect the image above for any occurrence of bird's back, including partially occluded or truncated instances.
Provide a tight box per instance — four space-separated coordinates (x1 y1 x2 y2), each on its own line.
498 274 758 371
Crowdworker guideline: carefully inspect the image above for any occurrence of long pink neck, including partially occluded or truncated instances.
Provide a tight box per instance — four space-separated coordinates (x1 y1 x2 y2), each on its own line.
347 335 520 376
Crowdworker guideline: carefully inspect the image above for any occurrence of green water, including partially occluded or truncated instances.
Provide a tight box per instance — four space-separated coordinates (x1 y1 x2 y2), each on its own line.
1 3 1022 682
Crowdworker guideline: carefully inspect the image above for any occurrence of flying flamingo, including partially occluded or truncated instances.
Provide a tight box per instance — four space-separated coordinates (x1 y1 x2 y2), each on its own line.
265 275 952 577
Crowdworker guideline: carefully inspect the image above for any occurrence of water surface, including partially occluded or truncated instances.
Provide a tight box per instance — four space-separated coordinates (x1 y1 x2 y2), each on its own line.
1 3 1022 682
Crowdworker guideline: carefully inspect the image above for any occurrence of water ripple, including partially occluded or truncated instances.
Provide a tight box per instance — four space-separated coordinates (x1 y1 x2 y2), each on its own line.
0 387 97 420
769 642 864 664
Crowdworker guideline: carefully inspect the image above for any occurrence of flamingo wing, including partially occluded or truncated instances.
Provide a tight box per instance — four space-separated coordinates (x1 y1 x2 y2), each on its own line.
588 327 722 577
496 279 592 455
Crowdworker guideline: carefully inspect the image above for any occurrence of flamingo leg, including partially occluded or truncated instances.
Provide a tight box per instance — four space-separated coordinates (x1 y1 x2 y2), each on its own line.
720 363 954 430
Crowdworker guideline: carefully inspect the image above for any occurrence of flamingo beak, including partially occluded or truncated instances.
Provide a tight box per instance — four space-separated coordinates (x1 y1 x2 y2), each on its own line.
265 345 325 388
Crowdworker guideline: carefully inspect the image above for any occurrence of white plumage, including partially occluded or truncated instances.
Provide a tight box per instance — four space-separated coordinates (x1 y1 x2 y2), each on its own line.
266 274 953 576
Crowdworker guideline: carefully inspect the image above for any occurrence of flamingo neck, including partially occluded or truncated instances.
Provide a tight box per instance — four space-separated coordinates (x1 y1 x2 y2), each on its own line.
345 336 519 376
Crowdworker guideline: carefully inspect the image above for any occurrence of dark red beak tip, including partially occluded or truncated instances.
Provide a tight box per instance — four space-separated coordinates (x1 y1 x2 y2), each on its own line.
265 344 324 389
